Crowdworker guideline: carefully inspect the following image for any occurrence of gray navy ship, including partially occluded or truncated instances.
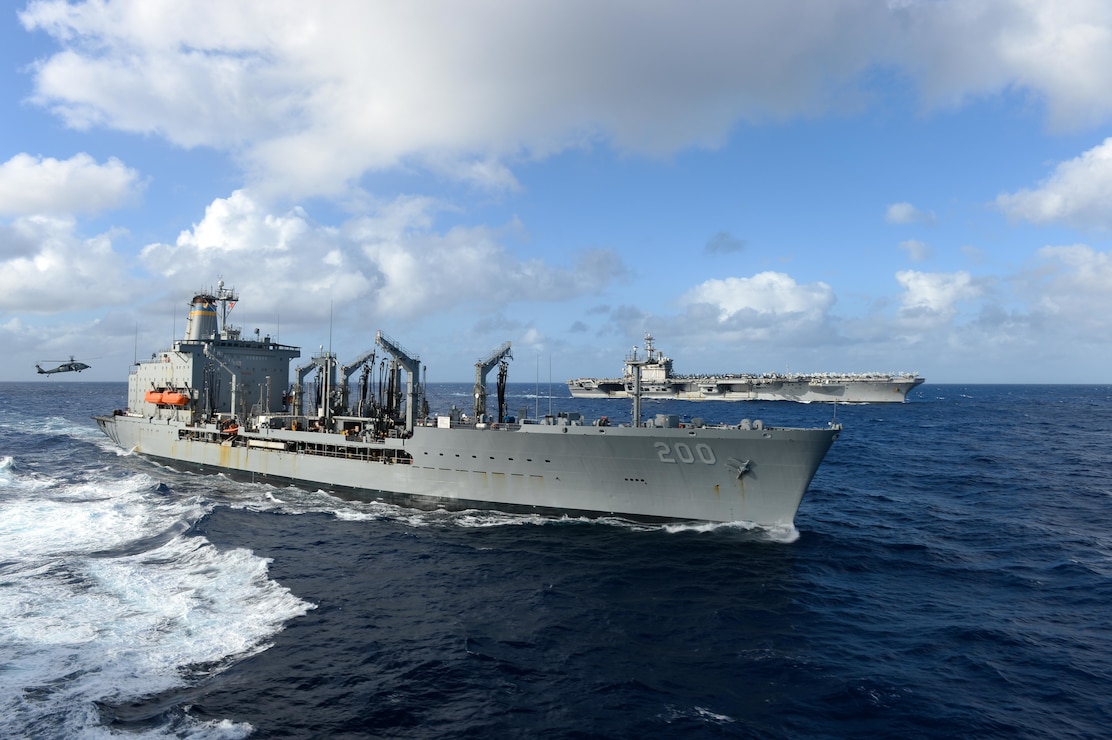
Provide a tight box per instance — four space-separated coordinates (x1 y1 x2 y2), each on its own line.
569 334 924 404
95 284 842 526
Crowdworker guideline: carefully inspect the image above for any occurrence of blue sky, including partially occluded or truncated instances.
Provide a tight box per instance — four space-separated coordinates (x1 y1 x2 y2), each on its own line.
2 1 1112 384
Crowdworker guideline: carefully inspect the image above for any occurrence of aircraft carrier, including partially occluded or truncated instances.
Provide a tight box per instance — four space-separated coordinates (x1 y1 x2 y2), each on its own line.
95 285 842 526
568 334 924 403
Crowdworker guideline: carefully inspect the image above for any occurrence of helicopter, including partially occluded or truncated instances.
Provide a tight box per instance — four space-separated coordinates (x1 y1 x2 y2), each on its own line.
35 357 91 375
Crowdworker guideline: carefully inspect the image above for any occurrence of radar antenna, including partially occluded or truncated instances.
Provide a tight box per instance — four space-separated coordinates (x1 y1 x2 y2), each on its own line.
213 279 239 336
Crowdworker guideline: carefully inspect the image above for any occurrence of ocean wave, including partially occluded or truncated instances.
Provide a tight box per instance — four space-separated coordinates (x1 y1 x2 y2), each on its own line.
0 448 314 738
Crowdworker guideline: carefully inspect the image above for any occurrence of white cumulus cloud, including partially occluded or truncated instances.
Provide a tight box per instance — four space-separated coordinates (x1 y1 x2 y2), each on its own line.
680 271 836 331
894 0 1112 130
996 137 1112 230
140 189 626 326
19 1 1112 199
1029 244 1112 331
896 269 983 324
0 153 141 217
0 215 132 312
886 202 936 225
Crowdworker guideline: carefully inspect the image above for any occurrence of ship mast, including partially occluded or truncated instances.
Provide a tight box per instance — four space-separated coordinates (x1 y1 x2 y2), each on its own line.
627 344 646 427
214 279 239 338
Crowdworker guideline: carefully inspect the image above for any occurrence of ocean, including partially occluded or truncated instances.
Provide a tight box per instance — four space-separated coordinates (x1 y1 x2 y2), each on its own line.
1 381 1110 738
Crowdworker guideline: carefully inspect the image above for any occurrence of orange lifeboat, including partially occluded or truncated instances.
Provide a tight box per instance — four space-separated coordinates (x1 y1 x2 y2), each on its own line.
144 390 164 405
162 391 189 406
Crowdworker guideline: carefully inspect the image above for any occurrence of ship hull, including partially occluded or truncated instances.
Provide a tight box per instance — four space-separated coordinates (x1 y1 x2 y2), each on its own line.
569 376 924 403
95 414 839 525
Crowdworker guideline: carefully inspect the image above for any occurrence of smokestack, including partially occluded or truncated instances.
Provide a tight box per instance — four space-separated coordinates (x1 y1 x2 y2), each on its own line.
185 294 218 340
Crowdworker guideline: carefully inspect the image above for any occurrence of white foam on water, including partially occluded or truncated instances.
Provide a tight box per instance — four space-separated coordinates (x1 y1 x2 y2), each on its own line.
0 455 211 557
448 510 579 528
0 454 58 494
1 412 106 444
431 508 799 540
328 502 659 531
331 499 442 528
325 496 800 539
0 458 315 738
659 703 737 727
693 705 736 724
663 519 801 542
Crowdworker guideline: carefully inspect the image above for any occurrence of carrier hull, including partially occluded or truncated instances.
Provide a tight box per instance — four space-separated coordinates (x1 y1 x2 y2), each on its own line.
569 376 924 403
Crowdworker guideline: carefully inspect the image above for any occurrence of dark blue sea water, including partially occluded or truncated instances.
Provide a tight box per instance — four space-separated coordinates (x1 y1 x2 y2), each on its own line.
2 381 1110 738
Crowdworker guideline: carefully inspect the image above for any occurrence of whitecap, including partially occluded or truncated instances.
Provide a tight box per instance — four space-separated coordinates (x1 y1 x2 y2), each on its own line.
662 518 800 542
0 460 314 738
0 527 313 738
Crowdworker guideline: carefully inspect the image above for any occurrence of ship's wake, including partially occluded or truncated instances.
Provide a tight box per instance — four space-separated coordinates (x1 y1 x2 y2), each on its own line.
0 460 314 739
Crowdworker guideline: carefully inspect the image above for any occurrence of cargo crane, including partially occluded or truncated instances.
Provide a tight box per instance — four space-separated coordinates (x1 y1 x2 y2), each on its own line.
339 348 377 414
473 341 512 422
203 346 240 422
291 349 337 421
375 331 422 433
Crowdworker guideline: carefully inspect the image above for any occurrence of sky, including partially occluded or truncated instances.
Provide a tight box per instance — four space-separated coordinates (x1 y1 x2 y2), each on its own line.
2 0 1112 385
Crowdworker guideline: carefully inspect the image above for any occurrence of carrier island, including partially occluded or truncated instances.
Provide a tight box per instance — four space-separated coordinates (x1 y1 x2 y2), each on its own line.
96 283 842 526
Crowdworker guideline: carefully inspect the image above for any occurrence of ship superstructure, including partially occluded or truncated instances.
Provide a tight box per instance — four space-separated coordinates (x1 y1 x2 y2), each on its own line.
569 334 924 403
96 287 842 525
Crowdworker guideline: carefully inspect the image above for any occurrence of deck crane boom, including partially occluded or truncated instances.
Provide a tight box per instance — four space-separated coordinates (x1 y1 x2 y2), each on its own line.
203 346 239 421
473 341 513 422
291 350 336 419
375 331 422 433
339 348 377 414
